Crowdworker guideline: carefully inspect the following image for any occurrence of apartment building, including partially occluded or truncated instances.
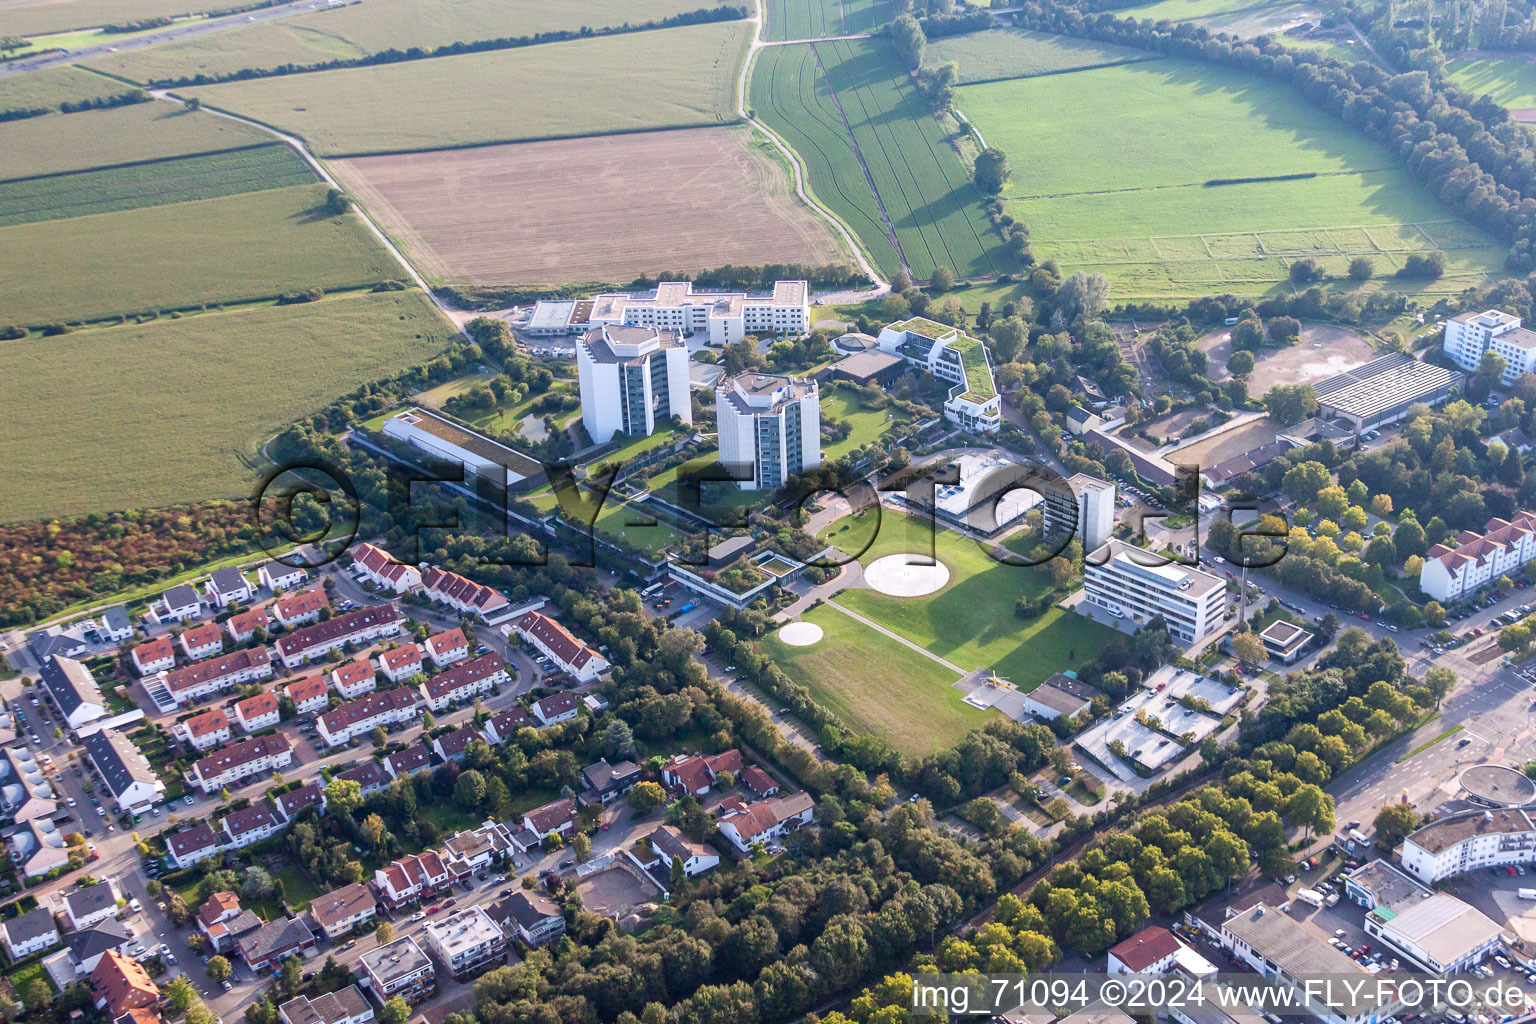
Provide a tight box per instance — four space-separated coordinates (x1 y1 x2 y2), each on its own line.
273 604 401 668
716 373 821 490
1400 807 1536 882
575 323 692 444
1420 510 1536 602
877 317 1001 433
176 708 232 752
511 610 608 683
1080 539 1227 646
419 653 507 711
1443 308 1536 384
357 938 436 1005
315 687 419 748
82 729 165 812
423 907 505 980
40 655 106 731
188 734 292 793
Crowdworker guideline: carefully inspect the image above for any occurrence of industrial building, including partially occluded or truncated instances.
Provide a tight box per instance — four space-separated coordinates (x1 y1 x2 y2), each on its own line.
1312 352 1464 431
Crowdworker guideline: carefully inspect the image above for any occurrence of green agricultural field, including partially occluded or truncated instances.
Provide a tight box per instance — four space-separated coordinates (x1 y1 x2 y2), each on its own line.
0 183 403 324
925 27 1154 84
0 289 455 522
1119 0 1321 34
762 0 892 41
761 603 988 755
1447 57 1536 111
2 0 214 36
957 56 1507 299
821 385 903 460
0 102 273 180
89 0 741 83
184 20 752 155
0 65 134 112
823 508 1115 689
752 38 1008 280
0 144 313 226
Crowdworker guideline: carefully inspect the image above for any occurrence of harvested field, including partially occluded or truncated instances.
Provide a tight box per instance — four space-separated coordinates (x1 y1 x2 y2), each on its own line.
0 65 132 111
89 0 739 83
0 289 455 522
331 126 844 287
1200 322 1377 393
0 183 402 324
0 144 314 226
0 102 272 181
184 20 752 156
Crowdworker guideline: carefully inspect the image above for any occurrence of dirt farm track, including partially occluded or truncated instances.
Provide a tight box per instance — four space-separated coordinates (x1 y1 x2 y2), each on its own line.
330 125 845 287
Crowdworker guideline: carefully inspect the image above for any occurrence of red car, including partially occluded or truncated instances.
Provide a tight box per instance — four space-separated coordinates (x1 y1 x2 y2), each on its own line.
426 904 440 913
443 898 457 908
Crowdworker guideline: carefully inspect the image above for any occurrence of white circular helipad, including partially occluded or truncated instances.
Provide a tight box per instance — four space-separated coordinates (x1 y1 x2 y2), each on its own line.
777 621 824 646
864 554 950 597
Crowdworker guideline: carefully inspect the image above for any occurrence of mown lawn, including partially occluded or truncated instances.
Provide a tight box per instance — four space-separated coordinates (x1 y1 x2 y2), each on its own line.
0 289 456 522
183 20 753 156
274 864 321 910
1447 57 1536 111
821 386 902 460
760 602 987 755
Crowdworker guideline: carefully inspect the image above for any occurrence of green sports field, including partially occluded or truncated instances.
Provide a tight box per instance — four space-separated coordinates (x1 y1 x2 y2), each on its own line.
0 103 274 180
183 20 752 155
761 603 989 755
762 0 892 41
0 289 455 522
0 144 313 226
925 27 1155 84
87 0 742 84
957 56 1507 299
822 508 1115 690
752 37 1008 280
0 183 402 324
1447 57 1536 111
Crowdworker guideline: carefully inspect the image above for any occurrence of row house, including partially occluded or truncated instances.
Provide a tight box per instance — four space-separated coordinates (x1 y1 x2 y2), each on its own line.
162 647 273 707
188 733 293 794
273 604 401 669
482 708 534 745
432 726 480 763
258 562 309 592
166 823 222 869
272 588 327 629
661 750 743 797
421 567 508 621
206 568 254 609
531 692 579 728
315 686 419 749
226 606 270 644
335 760 390 797
1420 510 1536 602
221 804 282 849
306 882 377 940
129 636 175 676
282 675 329 717
329 658 376 700
716 792 815 853
373 849 450 909
424 628 469 668
176 708 232 752
349 543 422 595
233 692 280 732
511 610 609 683
379 644 424 684
271 780 326 822
384 745 432 779
419 653 507 711
180 622 224 661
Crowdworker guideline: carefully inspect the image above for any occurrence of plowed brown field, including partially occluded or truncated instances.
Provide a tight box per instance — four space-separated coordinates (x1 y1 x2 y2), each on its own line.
330 126 846 287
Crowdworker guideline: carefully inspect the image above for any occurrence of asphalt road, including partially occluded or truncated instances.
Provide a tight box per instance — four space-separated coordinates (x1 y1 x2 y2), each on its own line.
0 0 331 77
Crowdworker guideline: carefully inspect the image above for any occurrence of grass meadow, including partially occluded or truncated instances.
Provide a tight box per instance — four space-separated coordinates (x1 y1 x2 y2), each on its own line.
0 102 274 180
751 37 1007 280
823 508 1116 689
88 0 741 83
762 0 892 41
0 289 455 522
957 56 1507 299
1447 57 1536 111
0 183 402 324
821 385 904 460
184 20 752 155
2 0 210 35
0 144 313 226
760 603 989 755
0 65 134 111
925 27 1155 83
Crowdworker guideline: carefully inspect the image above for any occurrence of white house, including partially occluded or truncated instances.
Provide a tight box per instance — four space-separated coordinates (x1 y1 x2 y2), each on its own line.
329 659 377 699
648 825 720 877
129 637 175 676
350 543 422 594
418 654 507 712
188 734 292 793
179 622 223 661
81 730 164 812
378 644 424 684
420 568 509 621
233 692 280 732
273 604 401 668
282 676 329 717
163 647 272 706
424 629 469 668
1420 511 1536 602
154 585 202 623
258 563 308 592
205 568 254 609
716 792 814 853
272 589 327 629
40 655 107 731
221 804 282 849
877 317 1001 433
530 692 579 728
2 907 60 961
511 610 609 683
176 708 232 752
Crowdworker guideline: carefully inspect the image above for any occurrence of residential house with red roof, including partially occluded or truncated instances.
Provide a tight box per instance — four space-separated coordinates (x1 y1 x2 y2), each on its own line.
129 637 174 676
421 568 508 621
1107 925 1188 974
166 823 221 869
481 708 534 745
196 891 244 950
306 882 376 940
273 604 401 669
329 659 377 700
316 687 419 749
188 734 292 793
511 610 608 683
179 622 223 661
176 708 232 752
226 606 271 644
661 750 743 797
424 629 469 668
272 588 327 630
271 780 326 822
431 726 480 763
90 949 159 1015
233 692 280 732
373 850 450 908
715 792 814 853
282 675 329 717
163 647 272 706
418 653 506 711
1421 510 1536 601
530 692 579 728
742 766 779 798
350 543 421 595
383 745 432 779
378 644 424 684
521 798 577 841
221 804 281 848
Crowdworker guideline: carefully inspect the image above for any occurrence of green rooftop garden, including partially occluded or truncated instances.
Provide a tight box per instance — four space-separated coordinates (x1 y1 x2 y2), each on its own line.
886 316 953 341
947 331 997 403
